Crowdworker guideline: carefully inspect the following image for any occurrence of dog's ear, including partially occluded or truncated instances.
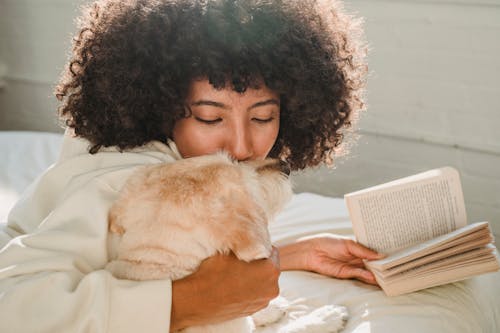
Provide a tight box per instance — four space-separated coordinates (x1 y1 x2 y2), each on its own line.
259 160 290 176
247 159 291 177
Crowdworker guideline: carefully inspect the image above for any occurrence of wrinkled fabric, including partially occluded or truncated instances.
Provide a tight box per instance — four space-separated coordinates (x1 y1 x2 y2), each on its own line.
0 132 180 333
265 193 500 333
1 132 499 333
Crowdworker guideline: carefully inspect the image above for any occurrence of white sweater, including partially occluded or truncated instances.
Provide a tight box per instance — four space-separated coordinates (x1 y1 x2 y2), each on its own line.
0 133 181 333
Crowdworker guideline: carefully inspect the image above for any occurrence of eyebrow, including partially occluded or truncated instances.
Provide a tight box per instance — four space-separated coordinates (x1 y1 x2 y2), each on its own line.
190 98 280 111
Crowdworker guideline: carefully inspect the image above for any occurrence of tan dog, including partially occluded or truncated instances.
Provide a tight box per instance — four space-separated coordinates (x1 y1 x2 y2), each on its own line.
106 153 349 332
106 152 293 332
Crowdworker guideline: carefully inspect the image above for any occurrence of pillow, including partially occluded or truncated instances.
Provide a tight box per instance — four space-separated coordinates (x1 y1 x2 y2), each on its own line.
0 131 63 222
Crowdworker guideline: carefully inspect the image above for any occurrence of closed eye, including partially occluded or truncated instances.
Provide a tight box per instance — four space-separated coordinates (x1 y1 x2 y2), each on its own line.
194 117 222 124
252 117 275 123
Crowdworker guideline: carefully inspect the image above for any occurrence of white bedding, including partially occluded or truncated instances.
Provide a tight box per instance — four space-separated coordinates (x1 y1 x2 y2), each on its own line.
0 131 63 222
1 131 499 332
272 194 500 333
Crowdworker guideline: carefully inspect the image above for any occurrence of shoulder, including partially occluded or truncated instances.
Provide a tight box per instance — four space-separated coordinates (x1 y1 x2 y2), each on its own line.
6 134 181 234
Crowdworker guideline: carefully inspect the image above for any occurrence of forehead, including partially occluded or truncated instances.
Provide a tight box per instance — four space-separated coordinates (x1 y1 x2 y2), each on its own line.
186 78 279 103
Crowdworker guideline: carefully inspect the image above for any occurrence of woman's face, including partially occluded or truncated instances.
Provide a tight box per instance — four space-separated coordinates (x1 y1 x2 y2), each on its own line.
172 79 280 161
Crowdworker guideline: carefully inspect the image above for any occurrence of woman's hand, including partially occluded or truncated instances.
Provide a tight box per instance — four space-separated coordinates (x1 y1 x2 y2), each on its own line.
278 234 384 285
170 247 280 332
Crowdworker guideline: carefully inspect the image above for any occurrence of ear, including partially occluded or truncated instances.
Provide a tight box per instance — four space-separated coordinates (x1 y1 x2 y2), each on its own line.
255 159 290 176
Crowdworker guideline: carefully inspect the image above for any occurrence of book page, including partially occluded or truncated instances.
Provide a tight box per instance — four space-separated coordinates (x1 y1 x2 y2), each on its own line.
367 222 490 270
376 249 500 296
372 242 494 279
385 247 496 281
345 167 467 253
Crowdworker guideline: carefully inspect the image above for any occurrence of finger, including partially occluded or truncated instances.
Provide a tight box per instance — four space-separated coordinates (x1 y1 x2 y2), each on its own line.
357 271 379 286
347 240 385 260
347 259 366 268
340 266 379 286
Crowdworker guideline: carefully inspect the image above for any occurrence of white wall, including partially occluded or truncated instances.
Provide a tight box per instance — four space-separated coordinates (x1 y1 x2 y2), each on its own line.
0 0 499 236
293 0 500 237
0 0 80 131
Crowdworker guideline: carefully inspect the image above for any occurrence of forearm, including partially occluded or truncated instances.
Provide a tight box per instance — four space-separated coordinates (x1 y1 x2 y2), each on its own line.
170 275 199 332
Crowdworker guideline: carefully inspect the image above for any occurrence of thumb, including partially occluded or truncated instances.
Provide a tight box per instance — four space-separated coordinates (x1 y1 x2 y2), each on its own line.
327 262 377 284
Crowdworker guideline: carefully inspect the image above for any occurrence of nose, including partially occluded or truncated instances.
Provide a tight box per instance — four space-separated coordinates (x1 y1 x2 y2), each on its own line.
226 122 253 161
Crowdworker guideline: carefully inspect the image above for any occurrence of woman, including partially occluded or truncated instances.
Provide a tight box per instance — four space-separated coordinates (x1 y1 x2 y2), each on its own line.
0 0 381 332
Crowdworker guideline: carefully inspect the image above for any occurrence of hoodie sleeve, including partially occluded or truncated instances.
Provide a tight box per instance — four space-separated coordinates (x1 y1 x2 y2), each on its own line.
0 156 173 333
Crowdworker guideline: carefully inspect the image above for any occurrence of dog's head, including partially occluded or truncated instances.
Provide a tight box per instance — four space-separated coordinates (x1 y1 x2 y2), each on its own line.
239 157 293 218
152 152 293 221
108 152 293 267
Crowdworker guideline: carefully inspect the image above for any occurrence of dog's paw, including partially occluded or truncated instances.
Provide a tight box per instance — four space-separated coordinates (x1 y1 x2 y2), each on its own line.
252 296 289 327
234 243 272 262
278 304 349 333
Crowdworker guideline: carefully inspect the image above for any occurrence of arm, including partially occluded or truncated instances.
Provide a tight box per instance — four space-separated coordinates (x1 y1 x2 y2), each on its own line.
0 169 172 333
1 164 281 333
278 234 384 285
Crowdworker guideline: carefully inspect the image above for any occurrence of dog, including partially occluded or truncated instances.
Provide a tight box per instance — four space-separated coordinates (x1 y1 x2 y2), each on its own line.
106 152 348 332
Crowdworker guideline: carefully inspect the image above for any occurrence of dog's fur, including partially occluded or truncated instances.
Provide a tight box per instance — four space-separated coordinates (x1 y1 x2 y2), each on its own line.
106 152 348 332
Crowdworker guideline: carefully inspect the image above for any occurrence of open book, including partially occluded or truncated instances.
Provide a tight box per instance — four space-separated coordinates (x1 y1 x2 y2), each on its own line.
344 167 500 296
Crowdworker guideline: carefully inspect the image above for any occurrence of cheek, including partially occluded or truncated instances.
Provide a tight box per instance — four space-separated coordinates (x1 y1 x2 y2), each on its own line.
253 122 280 158
172 120 224 158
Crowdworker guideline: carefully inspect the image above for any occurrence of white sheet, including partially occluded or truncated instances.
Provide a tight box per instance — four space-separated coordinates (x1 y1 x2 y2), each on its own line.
1 131 499 332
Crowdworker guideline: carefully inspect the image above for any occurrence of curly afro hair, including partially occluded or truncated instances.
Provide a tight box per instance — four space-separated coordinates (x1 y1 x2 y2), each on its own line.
56 0 367 171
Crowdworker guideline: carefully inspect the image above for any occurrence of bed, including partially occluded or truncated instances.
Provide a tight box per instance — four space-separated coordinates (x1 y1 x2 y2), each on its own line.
1 130 499 332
